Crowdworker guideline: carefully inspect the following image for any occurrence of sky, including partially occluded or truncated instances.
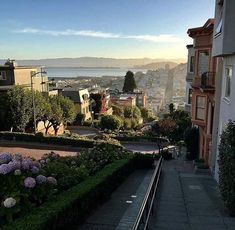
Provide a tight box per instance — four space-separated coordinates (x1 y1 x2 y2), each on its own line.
0 0 215 60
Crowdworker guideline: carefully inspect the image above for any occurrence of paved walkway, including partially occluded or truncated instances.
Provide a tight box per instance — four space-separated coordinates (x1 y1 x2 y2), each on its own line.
77 169 153 230
148 155 235 230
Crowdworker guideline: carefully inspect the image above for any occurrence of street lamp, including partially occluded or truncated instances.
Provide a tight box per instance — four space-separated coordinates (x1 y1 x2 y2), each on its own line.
31 71 47 134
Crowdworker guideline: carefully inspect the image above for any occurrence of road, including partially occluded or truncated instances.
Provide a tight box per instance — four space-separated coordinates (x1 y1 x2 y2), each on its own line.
122 142 159 154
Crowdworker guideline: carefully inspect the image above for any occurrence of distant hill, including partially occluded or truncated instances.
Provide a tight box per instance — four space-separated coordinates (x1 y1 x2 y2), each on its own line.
0 57 186 68
134 61 178 70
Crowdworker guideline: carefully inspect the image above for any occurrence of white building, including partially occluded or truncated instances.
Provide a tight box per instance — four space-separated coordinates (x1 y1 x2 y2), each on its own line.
211 0 235 181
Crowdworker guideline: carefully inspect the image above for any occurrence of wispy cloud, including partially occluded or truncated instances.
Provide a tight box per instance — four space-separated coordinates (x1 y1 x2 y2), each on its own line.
14 28 182 43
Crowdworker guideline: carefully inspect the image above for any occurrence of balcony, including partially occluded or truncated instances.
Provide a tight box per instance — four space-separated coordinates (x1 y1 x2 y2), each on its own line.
192 72 215 91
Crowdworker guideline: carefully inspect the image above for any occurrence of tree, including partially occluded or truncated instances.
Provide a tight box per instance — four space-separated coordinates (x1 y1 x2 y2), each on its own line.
100 115 122 131
112 104 124 116
42 95 76 135
123 106 141 119
7 86 32 132
0 92 10 130
122 71 137 93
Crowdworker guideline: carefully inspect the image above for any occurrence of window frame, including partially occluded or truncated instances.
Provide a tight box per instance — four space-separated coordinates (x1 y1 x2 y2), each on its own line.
224 66 232 100
0 71 7 80
195 96 206 120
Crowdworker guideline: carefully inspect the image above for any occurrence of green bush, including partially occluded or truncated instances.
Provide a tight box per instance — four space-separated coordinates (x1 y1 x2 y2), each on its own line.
184 127 199 160
2 157 138 230
219 120 235 216
0 132 95 148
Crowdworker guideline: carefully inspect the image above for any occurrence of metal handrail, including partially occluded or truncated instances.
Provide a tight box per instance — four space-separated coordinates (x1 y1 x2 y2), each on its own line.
132 156 163 230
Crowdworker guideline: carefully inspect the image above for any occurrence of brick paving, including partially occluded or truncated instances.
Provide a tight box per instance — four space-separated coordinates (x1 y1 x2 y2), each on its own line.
148 154 235 230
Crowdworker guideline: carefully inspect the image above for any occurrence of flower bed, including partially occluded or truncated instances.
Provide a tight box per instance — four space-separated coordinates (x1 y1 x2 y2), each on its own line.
0 143 136 228
2 153 154 230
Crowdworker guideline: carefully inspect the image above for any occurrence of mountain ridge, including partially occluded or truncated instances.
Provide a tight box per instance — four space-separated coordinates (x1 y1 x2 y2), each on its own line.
0 57 186 68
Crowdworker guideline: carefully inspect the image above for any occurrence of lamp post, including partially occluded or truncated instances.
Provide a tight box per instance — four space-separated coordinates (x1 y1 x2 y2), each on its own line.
31 71 47 134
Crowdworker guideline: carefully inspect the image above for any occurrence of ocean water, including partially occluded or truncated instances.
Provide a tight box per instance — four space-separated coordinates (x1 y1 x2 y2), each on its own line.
44 67 147 78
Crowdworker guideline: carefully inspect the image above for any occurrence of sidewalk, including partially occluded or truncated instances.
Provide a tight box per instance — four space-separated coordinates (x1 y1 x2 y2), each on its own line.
148 155 235 230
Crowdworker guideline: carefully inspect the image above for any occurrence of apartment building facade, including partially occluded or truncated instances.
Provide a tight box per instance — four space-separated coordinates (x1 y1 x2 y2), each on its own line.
212 0 235 181
0 59 48 92
188 19 217 166
61 88 92 121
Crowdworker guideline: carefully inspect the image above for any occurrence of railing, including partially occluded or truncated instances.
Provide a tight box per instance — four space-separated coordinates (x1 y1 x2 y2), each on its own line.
192 72 215 89
132 156 163 230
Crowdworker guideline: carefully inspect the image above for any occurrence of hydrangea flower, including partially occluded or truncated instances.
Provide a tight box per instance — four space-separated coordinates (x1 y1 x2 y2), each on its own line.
0 164 11 174
0 153 12 165
22 158 33 170
36 175 47 184
3 197 16 208
14 169 21 176
31 166 39 174
24 177 36 188
47 177 57 185
8 160 21 171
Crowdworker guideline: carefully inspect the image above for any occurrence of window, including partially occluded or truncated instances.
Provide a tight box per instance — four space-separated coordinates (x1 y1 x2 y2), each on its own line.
215 0 223 36
190 56 194 73
198 50 209 75
196 96 206 120
0 71 6 80
83 108 86 114
188 89 192 105
224 66 232 99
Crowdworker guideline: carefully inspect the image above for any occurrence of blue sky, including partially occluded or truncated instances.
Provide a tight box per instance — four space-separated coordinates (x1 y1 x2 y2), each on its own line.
0 0 215 60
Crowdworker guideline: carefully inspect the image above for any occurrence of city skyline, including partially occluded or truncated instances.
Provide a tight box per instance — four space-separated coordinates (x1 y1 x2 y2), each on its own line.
1 0 215 60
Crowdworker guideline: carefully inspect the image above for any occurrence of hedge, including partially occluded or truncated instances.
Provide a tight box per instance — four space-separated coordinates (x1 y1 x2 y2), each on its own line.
3 154 154 230
0 131 95 148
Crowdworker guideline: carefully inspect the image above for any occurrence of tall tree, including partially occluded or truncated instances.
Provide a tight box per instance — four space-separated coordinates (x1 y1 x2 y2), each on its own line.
122 71 137 93
7 86 32 132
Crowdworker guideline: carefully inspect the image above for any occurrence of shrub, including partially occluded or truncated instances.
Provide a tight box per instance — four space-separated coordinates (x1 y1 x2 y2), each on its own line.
100 115 122 131
219 120 235 216
184 127 199 160
2 157 137 230
0 132 95 148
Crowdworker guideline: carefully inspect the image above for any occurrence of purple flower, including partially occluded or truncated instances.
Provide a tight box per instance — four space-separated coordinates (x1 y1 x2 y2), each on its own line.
31 166 39 174
47 177 57 185
24 177 36 188
0 153 12 164
36 175 47 184
0 164 11 174
22 158 33 170
8 160 21 171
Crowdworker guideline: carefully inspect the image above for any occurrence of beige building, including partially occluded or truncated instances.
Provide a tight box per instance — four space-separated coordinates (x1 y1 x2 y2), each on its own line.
0 59 48 92
61 88 92 121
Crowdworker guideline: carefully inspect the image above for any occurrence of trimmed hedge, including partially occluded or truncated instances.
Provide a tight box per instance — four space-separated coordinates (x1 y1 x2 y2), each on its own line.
3 155 154 230
0 131 94 148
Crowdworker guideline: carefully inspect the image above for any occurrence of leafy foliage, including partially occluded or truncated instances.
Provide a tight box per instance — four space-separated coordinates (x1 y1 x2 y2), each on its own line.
219 121 235 216
100 115 122 131
6 86 32 132
184 127 199 160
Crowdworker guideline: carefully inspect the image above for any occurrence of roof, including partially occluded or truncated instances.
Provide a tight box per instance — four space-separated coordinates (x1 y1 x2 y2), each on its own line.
187 18 214 37
62 87 90 103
